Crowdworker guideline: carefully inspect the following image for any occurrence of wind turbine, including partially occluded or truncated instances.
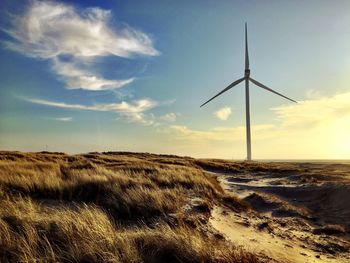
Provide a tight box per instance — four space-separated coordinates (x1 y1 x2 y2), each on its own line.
200 23 297 161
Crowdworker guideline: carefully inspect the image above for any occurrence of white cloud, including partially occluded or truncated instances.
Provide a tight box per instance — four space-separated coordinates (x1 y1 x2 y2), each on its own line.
4 1 159 58
4 1 159 90
214 106 232 120
25 97 157 125
26 97 156 113
52 59 134 91
159 113 177 122
53 117 73 122
120 112 155 126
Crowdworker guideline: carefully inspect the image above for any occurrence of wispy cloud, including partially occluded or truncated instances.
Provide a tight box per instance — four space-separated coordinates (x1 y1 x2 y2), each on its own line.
53 117 73 122
26 97 156 113
3 0 159 90
214 107 232 121
159 113 177 122
120 112 155 126
25 97 157 125
305 89 322 99
51 59 134 91
170 124 274 142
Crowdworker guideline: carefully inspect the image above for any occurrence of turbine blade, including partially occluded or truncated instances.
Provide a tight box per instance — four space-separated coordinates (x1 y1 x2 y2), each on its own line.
245 22 249 70
200 77 245 107
249 77 297 103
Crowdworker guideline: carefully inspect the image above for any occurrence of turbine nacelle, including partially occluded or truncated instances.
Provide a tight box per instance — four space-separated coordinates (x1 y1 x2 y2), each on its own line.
244 69 250 79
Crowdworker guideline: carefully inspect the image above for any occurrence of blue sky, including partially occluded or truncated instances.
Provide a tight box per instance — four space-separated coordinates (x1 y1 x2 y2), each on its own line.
1 0 350 159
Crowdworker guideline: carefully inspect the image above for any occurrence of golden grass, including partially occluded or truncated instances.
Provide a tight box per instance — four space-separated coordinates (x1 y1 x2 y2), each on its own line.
0 151 257 263
194 158 305 174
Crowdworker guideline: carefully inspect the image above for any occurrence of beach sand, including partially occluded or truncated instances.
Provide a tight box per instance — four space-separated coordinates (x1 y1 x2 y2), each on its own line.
207 162 350 262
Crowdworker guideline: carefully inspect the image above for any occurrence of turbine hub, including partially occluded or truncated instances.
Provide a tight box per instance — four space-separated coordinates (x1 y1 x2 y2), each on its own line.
244 69 250 78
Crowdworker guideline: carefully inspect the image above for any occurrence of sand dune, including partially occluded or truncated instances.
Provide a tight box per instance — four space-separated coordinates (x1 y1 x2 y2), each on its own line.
206 161 350 263
1 152 349 262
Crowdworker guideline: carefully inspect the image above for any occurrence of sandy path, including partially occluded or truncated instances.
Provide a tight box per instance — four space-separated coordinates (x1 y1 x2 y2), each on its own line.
210 206 344 263
207 169 350 263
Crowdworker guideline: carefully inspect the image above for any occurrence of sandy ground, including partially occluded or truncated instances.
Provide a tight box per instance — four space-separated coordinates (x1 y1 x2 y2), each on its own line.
207 162 350 263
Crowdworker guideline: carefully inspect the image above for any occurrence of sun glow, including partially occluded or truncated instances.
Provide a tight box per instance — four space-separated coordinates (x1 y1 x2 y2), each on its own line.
329 116 350 158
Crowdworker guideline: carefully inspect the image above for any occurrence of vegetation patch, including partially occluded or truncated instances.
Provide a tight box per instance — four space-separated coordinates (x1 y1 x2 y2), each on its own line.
0 151 257 263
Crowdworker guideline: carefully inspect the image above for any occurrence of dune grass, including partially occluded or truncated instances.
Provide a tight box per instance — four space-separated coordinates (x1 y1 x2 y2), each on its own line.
0 151 257 263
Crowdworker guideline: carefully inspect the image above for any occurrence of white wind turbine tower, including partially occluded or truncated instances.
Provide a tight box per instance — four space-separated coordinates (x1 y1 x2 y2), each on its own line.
200 23 297 161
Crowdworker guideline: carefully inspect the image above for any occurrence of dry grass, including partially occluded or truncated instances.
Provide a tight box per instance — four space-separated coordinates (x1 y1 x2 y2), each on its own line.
0 151 257 263
194 159 305 175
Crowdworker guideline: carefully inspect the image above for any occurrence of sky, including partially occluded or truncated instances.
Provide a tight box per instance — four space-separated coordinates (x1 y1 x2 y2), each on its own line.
1 0 350 159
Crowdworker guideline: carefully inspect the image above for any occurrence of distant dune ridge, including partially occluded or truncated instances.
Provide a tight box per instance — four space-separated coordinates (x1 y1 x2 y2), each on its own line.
0 151 349 262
